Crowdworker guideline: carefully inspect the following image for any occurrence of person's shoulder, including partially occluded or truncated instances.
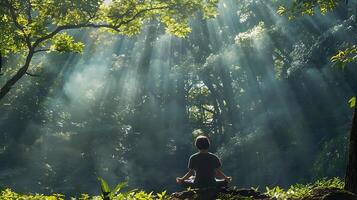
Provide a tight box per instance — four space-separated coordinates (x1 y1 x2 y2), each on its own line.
190 152 200 158
208 152 220 159
208 152 217 156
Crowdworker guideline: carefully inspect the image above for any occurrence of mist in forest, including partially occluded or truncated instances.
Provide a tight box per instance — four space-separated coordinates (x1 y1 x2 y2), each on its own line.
0 0 357 197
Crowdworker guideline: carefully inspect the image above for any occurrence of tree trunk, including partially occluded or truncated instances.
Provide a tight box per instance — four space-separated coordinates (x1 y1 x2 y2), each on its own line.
0 50 33 101
345 101 357 194
0 52 3 75
217 63 240 132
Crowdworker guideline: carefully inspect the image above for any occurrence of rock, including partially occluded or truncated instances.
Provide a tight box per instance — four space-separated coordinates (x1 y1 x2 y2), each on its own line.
170 187 357 200
170 187 272 200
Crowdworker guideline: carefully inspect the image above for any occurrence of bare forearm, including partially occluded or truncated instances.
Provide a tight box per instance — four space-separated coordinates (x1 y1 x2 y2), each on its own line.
215 169 228 179
181 169 194 180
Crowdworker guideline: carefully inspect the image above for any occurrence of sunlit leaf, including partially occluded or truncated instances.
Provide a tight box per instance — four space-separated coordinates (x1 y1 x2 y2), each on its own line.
98 177 111 195
349 97 356 108
112 181 127 194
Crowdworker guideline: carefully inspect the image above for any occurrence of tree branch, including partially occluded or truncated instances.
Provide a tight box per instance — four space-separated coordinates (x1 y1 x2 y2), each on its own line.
117 6 170 27
33 5 170 48
26 72 40 77
0 48 35 100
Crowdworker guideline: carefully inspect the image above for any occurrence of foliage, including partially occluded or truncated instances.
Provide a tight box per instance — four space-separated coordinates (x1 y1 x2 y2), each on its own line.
234 21 266 48
188 84 215 124
331 45 357 69
0 0 219 100
0 0 219 56
265 177 345 200
0 188 65 200
0 187 168 200
98 177 128 200
349 97 356 108
277 0 356 70
49 33 85 53
277 0 343 19
0 187 164 200
0 178 347 199
98 178 168 200
278 0 356 110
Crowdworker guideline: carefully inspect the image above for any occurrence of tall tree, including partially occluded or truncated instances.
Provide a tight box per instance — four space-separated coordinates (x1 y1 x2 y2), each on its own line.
346 99 357 193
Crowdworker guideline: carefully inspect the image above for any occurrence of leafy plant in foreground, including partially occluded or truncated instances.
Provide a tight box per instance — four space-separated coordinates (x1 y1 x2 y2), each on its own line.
0 188 65 200
265 177 345 200
98 177 168 200
98 177 128 200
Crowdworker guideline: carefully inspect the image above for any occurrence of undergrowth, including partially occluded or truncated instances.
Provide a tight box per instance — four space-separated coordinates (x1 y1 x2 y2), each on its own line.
0 177 345 200
265 177 344 200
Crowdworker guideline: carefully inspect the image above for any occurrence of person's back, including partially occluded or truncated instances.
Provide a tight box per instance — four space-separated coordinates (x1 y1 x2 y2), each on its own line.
176 135 232 188
188 152 221 188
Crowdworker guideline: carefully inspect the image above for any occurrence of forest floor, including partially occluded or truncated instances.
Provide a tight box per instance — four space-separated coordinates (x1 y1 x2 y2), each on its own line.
1 178 357 199
0 187 356 200
170 187 357 200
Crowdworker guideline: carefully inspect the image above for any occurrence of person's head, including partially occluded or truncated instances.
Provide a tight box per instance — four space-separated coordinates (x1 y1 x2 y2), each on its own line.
195 135 210 150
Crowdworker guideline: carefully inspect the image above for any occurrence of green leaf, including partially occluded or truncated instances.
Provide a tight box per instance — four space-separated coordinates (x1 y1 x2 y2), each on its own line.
331 45 357 69
157 190 167 199
98 177 111 195
112 181 127 194
277 6 286 15
349 97 356 108
50 33 84 53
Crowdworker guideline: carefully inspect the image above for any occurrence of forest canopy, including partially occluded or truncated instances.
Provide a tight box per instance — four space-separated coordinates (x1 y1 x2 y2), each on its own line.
0 0 218 99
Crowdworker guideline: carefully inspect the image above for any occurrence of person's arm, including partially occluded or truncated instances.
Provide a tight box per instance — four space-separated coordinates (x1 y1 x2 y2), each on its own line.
215 168 232 182
176 169 194 184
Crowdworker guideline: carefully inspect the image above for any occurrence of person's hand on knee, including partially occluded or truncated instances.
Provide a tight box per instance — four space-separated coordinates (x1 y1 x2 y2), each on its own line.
176 169 194 185
176 177 184 184
225 176 232 183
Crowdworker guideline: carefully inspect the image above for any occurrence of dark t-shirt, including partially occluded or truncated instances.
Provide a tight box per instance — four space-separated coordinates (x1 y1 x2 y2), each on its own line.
188 152 221 188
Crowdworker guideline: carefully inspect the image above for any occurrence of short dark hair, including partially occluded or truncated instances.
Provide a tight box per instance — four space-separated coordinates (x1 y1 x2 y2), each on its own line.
195 135 210 150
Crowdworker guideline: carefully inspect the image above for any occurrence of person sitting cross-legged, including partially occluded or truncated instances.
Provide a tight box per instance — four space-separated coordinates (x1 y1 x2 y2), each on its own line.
176 135 232 189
